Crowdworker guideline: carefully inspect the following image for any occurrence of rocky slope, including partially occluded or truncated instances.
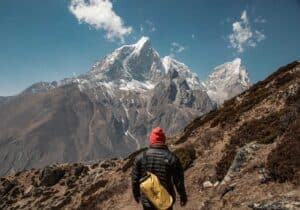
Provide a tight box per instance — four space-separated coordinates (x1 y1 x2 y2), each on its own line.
1 60 299 210
0 37 250 177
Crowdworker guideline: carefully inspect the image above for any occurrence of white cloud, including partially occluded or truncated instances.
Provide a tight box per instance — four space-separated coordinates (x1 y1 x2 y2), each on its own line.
170 42 185 57
254 17 267 23
69 0 132 43
228 10 266 53
140 20 156 34
255 30 266 42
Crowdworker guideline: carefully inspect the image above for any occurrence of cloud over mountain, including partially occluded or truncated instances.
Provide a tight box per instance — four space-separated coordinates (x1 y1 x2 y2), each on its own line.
228 10 266 53
170 42 186 57
69 0 132 42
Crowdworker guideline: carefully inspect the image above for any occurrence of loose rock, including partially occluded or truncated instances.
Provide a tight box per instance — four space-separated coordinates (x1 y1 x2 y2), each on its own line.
39 166 65 187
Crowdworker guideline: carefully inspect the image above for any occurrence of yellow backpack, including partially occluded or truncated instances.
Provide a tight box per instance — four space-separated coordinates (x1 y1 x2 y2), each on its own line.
139 152 173 210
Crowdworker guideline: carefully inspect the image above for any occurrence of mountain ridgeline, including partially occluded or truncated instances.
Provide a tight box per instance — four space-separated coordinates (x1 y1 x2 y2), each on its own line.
0 37 250 177
0 60 299 210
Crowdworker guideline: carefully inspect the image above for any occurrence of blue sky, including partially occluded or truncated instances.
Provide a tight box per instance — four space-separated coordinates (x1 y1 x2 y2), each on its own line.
0 0 300 96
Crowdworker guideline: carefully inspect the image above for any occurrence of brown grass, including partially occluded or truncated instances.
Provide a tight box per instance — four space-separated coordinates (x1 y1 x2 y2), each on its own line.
215 108 297 181
198 130 223 149
175 62 300 144
274 72 295 88
266 86 300 183
211 81 272 128
267 118 300 184
175 109 218 144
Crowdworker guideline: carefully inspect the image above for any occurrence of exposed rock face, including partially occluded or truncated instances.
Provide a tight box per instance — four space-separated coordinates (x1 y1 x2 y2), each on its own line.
0 61 299 209
0 37 252 177
87 37 165 83
39 166 65 187
162 56 204 90
221 142 261 185
204 58 251 105
0 37 216 177
22 81 58 95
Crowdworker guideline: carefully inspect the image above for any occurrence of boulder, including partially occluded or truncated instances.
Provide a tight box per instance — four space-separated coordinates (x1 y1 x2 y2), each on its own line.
73 164 89 177
0 178 18 195
39 166 65 187
203 181 213 188
23 185 34 197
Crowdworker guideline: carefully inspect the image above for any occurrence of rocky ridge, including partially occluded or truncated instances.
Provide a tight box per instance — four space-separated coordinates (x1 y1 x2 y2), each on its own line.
0 60 299 209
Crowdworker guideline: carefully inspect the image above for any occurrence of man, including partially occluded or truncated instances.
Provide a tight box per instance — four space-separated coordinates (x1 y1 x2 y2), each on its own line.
131 127 187 210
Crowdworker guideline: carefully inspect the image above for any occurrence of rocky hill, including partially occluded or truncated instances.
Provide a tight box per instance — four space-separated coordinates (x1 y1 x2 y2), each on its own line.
0 61 299 209
0 37 250 177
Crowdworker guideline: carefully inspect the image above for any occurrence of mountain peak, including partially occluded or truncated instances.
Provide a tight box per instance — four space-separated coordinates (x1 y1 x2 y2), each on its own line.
162 55 188 72
162 56 203 90
162 56 189 73
212 58 244 76
204 58 251 105
134 36 150 48
129 36 152 57
233 57 241 65
82 36 163 85
209 58 249 83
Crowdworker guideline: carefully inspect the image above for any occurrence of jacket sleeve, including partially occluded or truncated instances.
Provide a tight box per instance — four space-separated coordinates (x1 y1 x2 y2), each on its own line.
171 155 187 200
131 155 142 203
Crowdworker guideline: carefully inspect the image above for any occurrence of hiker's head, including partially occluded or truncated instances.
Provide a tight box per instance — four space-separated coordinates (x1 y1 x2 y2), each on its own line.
150 127 166 145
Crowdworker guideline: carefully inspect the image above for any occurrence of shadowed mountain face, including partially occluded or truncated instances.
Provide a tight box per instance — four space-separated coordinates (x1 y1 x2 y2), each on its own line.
0 37 250 177
0 60 298 210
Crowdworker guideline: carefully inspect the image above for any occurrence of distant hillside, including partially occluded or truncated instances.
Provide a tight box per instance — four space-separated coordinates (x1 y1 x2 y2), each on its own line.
0 60 299 210
0 37 251 177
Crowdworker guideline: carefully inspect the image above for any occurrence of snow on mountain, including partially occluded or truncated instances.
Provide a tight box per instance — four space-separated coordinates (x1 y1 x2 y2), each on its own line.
22 81 58 94
60 36 166 93
0 37 254 176
204 58 251 105
132 36 151 56
118 79 155 91
87 36 164 83
21 38 250 106
162 56 204 90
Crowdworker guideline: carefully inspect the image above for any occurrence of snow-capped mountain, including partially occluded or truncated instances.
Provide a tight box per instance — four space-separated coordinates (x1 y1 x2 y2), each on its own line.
21 38 250 104
22 81 58 94
204 58 251 105
90 36 164 82
162 56 204 90
70 37 165 92
0 37 250 176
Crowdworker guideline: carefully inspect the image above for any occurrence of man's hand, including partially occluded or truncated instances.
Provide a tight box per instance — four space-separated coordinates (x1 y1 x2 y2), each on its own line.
180 195 187 206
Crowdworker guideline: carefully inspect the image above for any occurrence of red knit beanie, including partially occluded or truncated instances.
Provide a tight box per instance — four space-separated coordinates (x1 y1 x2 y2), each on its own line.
150 127 166 145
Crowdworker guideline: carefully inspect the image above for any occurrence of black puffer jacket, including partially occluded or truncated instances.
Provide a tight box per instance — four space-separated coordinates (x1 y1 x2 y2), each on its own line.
131 145 187 208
